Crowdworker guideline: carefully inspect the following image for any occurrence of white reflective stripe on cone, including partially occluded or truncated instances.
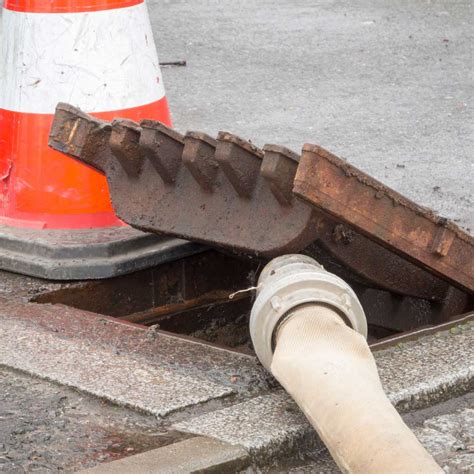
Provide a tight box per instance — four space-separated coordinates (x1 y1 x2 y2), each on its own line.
0 3 166 114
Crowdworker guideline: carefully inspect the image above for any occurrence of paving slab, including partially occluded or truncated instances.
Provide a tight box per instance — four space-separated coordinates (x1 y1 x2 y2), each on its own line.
0 297 272 398
0 296 471 465
0 317 233 418
174 321 474 463
374 322 474 410
177 391 312 465
0 366 189 472
414 407 474 471
272 395 474 473
82 436 250 474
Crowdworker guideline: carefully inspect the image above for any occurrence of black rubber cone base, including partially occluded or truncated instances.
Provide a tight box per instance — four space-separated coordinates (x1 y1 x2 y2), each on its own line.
0 225 204 280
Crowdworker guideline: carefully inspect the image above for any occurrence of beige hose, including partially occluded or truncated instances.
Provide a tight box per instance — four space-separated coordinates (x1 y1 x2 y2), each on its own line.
250 255 441 473
272 305 441 473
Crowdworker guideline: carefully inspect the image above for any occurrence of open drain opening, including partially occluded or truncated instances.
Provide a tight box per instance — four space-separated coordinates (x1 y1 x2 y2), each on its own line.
33 251 259 353
32 250 471 353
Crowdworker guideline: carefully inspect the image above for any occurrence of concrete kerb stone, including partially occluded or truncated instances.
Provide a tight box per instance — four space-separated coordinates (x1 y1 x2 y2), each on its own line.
176 391 317 467
0 317 235 418
81 436 251 474
0 296 471 467
173 322 474 465
0 298 272 400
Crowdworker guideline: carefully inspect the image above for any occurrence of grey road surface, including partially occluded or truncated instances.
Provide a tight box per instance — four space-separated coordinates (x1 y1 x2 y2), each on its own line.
1 0 473 229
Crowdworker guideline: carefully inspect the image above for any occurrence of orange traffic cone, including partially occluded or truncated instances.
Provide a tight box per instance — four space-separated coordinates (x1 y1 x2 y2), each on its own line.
0 0 171 229
0 0 199 278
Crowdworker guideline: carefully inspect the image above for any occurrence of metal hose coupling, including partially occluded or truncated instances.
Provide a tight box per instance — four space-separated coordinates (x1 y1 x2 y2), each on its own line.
250 254 367 371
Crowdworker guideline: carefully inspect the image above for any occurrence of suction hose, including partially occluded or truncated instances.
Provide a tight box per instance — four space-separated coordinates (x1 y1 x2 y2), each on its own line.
250 255 441 473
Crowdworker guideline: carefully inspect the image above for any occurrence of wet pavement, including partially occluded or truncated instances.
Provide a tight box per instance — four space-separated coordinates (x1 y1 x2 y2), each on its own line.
3 362 470 473
0 367 189 472
0 1 472 472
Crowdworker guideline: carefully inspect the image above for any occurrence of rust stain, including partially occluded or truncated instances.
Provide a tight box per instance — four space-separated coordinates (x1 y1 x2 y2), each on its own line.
48 102 473 298
294 144 474 294
48 103 320 258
